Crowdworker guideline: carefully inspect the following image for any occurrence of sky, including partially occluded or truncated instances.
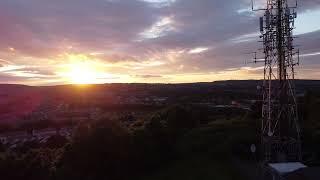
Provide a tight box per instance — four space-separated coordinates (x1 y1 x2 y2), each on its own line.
0 0 319 85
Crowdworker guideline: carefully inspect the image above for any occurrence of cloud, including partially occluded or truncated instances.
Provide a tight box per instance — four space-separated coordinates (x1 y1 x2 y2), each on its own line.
0 0 318 84
133 74 163 78
189 47 209 54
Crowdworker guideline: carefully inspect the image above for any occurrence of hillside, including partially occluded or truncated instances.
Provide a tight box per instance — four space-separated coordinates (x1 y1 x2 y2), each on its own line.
0 80 318 125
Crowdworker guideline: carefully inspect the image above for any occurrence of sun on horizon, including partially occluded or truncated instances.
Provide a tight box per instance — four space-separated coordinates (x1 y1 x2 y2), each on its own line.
67 61 99 84
57 59 104 85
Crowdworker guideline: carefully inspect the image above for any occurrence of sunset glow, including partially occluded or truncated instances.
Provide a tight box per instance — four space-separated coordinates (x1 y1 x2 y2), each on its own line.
54 54 110 84
66 61 100 84
0 1 319 179
0 0 318 85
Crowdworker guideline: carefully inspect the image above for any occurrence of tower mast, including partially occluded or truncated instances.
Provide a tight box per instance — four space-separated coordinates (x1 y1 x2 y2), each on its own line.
255 0 301 163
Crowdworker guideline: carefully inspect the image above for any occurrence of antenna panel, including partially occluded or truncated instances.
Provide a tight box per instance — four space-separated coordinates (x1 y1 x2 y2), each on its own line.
260 17 264 32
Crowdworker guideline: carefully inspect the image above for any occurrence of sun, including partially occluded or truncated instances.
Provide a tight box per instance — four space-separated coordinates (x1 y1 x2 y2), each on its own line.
57 54 119 84
66 61 100 84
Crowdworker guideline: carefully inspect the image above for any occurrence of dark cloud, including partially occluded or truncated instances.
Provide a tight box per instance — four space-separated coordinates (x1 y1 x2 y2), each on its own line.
0 0 160 58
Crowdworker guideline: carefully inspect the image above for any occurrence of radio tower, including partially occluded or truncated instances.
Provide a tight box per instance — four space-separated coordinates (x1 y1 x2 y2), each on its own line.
253 0 301 163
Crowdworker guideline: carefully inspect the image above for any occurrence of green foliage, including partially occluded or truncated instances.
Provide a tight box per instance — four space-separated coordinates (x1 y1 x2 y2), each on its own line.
55 105 200 180
140 156 244 180
14 140 40 154
0 142 5 152
302 91 320 165
0 104 252 180
140 114 253 180
56 119 132 180
0 149 62 180
175 116 257 160
45 135 68 149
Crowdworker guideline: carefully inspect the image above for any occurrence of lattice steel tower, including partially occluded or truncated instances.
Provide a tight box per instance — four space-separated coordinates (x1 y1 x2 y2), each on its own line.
253 0 301 163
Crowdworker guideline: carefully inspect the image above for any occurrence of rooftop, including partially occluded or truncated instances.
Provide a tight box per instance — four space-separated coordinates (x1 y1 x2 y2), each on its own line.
269 162 307 175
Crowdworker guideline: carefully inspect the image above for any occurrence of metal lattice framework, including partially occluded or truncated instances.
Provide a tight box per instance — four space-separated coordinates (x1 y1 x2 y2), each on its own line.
253 0 301 163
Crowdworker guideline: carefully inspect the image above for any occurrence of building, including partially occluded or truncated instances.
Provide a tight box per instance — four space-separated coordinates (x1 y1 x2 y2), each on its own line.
265 162 320 180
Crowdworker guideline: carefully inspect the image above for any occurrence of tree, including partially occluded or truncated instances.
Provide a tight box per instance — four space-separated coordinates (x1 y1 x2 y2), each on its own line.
56 119 133 180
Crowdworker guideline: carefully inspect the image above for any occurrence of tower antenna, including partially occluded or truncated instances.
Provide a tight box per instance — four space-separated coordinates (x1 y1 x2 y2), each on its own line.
253 0 301 163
